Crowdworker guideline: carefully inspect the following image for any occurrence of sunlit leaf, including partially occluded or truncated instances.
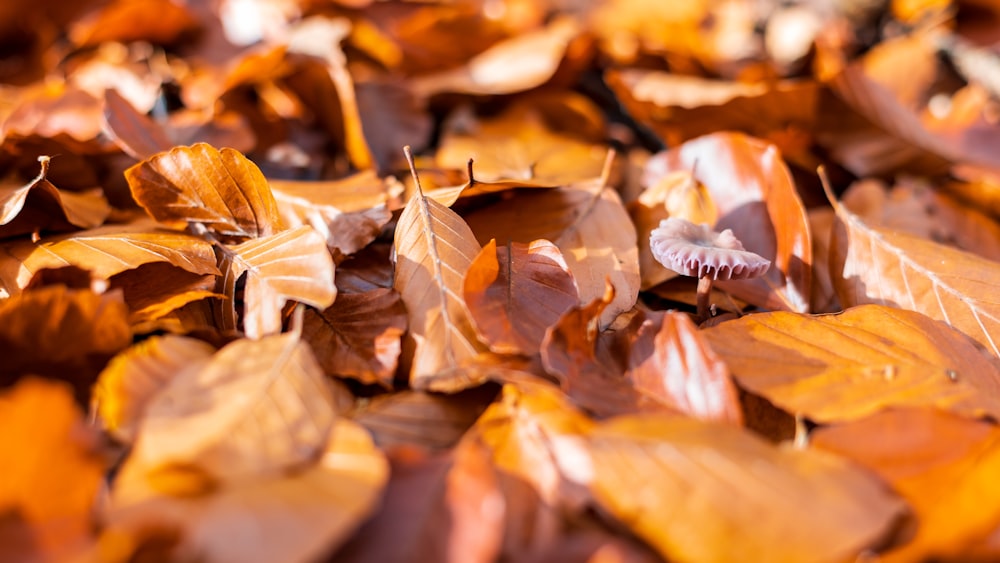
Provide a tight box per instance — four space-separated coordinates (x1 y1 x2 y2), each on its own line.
703 305 1000 422
0 155 109 237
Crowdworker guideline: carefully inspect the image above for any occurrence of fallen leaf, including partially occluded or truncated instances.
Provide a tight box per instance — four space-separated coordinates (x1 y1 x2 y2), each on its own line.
0 378 104 562
226 225 336 339
105 418 388 563
410 17 580 97
702 305 1000 423
829 177 1000 358
812 408 1000 562
102 88 173 160
465 181 640 328
464 239 579 355
270 171 398 262
627 311 743 424
0 285 131 400
583 414 906 563
333 440 504 563
129 330 339 484
68 0 198 46
393 185 487 390
302 288 406 387
125 143 283 239
93 335 217 443
0 155 110 237
0 220 219 298
643 132 812 312
352 388 488 454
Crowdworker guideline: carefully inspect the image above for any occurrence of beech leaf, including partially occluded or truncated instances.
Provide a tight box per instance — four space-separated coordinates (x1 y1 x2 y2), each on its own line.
302 288 406 387
583 415 906 563
228 225 336 339
125 143 283 238
130 330 339 484
464 239 579 355
828 178 1000 359
0 156 110 237
393 186 487 391
465 183 640 328
702 305 1000 423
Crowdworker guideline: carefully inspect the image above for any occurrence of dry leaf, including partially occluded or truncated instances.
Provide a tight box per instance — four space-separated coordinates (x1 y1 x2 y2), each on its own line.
410 18 580 97
626 311 743 424
829 179 1000 359
0 155 109 238
125 143 283 238
465 182 640 328
270 171 397 262
333 440 504 563
103 88 173 160
643 132 812 312
351 387 496 452
812 408 1000 562
0 220 219 298
436 104 608 185
94 335 217 443
302 288 406 387
105 419 388 563
583 414 906 563
227 225 336 339
702 305 1000 423
129 330 339 484
0 378 104 562
471 382 594 510
464 239 579 355
393 188 487 390
0 285 131 400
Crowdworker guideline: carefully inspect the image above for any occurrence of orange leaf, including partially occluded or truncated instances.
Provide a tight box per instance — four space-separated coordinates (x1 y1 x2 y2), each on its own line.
464 239 579 355
829 178 1000 359
627 311 743 424
0 378 104 561
702 305 1000 422
125 143 283 239
0 155 109 237
584 415 906 562
813 408 1000 562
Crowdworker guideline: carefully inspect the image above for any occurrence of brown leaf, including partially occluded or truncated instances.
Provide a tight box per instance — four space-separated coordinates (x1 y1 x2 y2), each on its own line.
584 415 906 563
0 285 131 400
69 0 198 46
627 311 743 424
471 382 594 510
110 262 219 326
227 225 336 339
0 156 110 238
103 88 173 160
829 178 1000 359
643 132 812 312
435 103 608 185
125 143 283 238
333 440 504 563
93 335 217 443
393 187 487 390
0 378 104 561
128 330 339 484
464 239 579 355
465 182 640 328
812 408 1000 562
105 418 387 563
351 387 496 452
270 171 398 262
302 288 406 387
410 18 580 97
702 305 1000 423
0 220 220 298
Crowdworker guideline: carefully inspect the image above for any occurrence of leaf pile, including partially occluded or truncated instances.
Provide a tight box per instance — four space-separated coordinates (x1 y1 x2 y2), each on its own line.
5 0 1000 561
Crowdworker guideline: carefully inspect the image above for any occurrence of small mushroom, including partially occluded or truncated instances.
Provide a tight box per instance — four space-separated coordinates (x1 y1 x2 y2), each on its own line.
649 217 770 321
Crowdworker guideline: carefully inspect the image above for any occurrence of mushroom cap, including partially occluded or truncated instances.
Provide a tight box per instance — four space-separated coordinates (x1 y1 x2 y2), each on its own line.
649 217 771 280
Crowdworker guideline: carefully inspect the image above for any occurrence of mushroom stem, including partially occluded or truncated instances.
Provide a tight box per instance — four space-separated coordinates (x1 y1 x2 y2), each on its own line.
696 276 713 321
